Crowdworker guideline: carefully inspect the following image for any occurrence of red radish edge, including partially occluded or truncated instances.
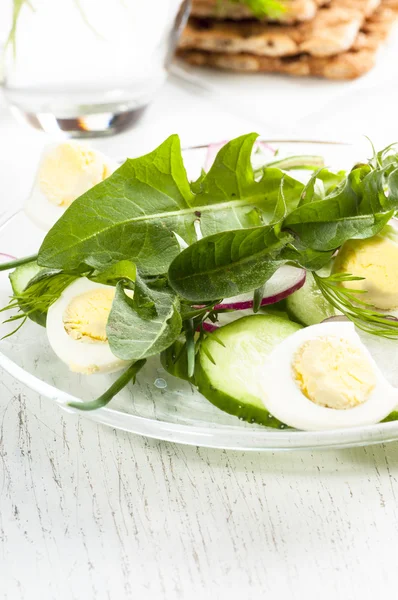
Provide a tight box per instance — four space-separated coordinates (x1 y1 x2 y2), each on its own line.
204 141 228 172
214 271 306 311
201 322 219 333
0 253 16 262
256 140 276 154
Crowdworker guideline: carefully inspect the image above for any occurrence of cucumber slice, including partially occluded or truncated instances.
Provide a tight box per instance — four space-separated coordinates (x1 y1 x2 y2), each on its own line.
9 261 43 295
196 315 301 428
286 271 336 326
9 261 46 327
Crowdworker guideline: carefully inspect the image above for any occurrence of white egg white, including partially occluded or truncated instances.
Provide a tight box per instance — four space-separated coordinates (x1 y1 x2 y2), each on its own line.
24 144 118 232
259 322 398 431
46 278 131 375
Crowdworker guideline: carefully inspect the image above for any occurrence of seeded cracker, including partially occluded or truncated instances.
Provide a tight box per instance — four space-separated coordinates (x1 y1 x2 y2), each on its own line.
191 0 328 23
181 0 381 58
177 0 398 79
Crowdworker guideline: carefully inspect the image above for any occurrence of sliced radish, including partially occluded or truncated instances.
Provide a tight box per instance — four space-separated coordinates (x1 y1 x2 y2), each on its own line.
201 322 219 333
215 266 306 311
200 266 305 331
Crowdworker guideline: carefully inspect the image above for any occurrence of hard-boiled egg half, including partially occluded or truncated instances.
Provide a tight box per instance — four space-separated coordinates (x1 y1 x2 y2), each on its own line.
259 322 398 431
46 278 132 375
25 141 118 231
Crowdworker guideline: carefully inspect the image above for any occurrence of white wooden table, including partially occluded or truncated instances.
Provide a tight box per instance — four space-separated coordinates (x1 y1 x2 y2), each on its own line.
2 70 398 599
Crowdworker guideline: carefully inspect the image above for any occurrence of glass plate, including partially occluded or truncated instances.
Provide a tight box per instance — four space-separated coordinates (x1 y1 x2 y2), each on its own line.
1 139 398 451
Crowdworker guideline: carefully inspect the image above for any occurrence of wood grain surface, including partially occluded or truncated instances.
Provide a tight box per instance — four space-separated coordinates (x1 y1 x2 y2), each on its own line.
1 364 398 600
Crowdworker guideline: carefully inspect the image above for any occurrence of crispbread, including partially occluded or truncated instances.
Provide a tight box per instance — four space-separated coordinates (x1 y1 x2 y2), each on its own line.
181 0 381 57
191 0 328 23
177 1 398 79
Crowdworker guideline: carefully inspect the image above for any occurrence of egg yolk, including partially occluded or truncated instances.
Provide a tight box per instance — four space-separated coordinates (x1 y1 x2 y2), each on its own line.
292 336 376 410
39 142 112 207
333 235 398 310
63 288 115 343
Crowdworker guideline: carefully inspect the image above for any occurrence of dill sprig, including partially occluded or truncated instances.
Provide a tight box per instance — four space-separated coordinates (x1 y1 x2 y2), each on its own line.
1 272 76 337
313 272 398 339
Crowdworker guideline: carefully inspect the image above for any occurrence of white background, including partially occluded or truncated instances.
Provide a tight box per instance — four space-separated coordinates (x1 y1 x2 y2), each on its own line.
2 7 398 599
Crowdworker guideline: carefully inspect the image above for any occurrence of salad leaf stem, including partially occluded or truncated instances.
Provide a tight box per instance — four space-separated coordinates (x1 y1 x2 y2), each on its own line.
68 360 146 411
0 254 38 272
253 285 265 313
183 319 196 378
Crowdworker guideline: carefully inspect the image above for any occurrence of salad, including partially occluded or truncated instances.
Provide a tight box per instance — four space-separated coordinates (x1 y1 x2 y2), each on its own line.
2 135 398 432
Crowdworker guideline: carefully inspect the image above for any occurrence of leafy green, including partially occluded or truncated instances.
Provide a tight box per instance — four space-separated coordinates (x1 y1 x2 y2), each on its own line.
168 225 292 302
90 260 136 286
38 134 304 275
284 166 395 251
280 243 334 272
107 281 182 360
38 135 194 275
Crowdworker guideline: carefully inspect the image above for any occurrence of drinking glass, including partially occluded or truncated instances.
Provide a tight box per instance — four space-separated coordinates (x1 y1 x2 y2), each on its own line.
0 0 190 136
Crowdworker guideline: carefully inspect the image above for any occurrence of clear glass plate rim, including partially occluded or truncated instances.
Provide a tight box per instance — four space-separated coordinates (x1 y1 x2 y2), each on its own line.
1 137 397 451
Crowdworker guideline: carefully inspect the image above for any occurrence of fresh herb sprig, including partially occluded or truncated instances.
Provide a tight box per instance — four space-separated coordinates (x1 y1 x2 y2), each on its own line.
313 273 398 339
68 360 146 411
1 271 76 334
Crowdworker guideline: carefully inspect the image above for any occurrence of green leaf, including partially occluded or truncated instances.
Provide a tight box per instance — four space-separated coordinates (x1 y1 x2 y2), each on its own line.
107 281 182 360
132 273 158 320
37 134 304 276
281 243 334 272
283 166 394 251
38 135 194 276
193 133 304 236
90 260 136 286
270 177 287 227
168 225 292 302
298 168 328 206
317 169 346 194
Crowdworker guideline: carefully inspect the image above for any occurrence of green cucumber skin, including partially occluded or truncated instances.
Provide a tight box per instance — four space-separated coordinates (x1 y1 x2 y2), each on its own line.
286 270 335 326
195 359 284 429
9 262 42 294
196 315 302 429
9 262 46 327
